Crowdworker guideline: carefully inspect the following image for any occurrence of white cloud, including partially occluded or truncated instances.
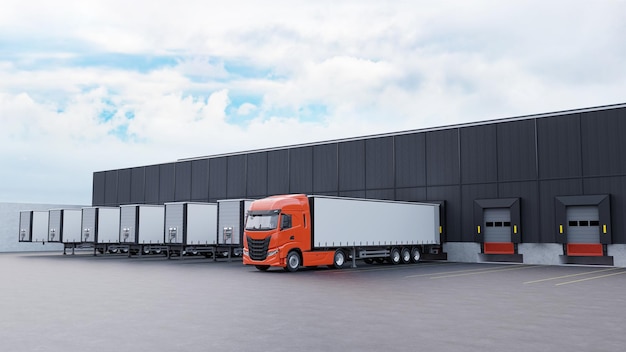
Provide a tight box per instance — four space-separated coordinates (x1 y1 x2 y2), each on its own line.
1 0 626 203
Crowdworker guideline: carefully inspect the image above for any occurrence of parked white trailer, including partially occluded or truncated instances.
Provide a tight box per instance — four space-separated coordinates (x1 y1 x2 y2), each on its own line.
164 202 218 256
18 211 49 243
119 204 165 255
48 209 82 243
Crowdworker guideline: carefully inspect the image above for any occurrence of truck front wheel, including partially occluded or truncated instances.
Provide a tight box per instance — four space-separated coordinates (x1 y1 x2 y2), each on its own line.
285 251 301 272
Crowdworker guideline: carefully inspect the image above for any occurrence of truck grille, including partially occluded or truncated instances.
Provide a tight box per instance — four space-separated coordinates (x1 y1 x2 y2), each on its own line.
247 237 270 261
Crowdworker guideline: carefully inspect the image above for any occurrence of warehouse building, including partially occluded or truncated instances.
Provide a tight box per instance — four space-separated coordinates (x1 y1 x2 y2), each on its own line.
91 103 626 267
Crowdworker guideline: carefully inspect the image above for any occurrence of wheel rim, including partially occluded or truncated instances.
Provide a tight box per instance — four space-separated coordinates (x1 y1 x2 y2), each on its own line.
335 252 345 266
288 253 299 269
402 249 411 262
412 248 421 262
391 249 400 263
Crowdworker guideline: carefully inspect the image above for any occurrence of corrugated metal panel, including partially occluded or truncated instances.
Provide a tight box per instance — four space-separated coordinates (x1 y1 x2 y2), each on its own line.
462 184 498 240
159 163 176 204
175 161 192 201
460 125 497 184
144 165 160 204
246 152 267 198
395 187 427 202
217 199 251 245
566 206 600 244
537 115 582 179
497 120 537 182
227 155 247 198
289 147 313 194
130 167 145 204
92 172 106 206
581 109 626 177
313 144 338 193
428 185 461 241
119 205 138 243
366 137 394 189
208 157 227 201
339 140 365 191
48 210 62 242
104 170 118 206
426 129 459 186
81 207 97 243
538 179 583 243
164 203 185 244
117 169 131 204
484 208 511 243
339 190 366 198
583 176 624 243
395 133 426 188
267 150 289 195
190 159 209 201
366 189 394 200
499 181 540 243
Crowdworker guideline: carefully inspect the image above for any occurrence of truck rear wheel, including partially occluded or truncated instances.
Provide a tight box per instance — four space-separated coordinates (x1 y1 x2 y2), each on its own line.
411 247 421 263
401 247 411 264
332 249 346 269
389 247 401 265
285 251 301 272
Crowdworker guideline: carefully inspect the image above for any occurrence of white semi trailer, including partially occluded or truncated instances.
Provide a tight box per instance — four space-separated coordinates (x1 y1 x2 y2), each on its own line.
18 211 49 243
243 194 443 271
119 204 166 256
48 208 82 243
164 202 218 257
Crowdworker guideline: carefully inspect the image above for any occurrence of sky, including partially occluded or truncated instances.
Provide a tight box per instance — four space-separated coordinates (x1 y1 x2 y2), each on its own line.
1 0 625 205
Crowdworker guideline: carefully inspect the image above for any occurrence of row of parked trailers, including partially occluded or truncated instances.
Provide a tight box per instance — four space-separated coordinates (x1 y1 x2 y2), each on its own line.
18 199 252 258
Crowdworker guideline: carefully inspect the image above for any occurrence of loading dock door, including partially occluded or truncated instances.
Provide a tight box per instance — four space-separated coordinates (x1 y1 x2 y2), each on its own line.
566 205 602 256
483 208 514 254
566 206 600 243
484 208 511 243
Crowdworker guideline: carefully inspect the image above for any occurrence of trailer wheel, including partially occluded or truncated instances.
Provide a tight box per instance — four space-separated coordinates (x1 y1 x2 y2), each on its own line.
363 258 374 264
389 248 401 265
285 251 301 272
401 247 411 264
332 249 346 269
374 258 385 264
410 247 421 263
255 265 270 271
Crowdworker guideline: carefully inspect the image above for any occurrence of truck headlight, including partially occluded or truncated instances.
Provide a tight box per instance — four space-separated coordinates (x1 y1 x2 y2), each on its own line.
267 249 279 257
243 248 249 257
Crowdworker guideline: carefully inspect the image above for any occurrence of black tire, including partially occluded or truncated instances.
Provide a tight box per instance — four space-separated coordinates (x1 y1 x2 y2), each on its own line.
285 251 301 272
374 257 385 264
255 265 270 271
410 247 421 263
389 247 401 265
401 247 411 264
333 249 346 269
363 258 374 264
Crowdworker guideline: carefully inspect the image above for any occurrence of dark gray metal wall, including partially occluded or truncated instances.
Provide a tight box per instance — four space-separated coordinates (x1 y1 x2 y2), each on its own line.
92 105 626 245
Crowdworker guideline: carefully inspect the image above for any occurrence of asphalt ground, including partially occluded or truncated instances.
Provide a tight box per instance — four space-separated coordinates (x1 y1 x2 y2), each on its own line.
1 252 625 352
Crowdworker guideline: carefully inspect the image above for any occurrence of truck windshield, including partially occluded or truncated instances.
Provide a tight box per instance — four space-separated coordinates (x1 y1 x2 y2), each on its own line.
245 214 278 231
